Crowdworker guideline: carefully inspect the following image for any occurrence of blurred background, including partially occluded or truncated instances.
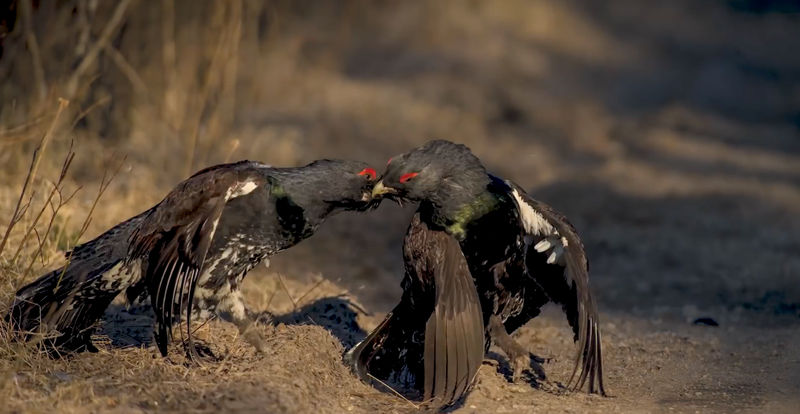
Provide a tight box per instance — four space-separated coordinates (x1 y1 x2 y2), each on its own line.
0 1 799 411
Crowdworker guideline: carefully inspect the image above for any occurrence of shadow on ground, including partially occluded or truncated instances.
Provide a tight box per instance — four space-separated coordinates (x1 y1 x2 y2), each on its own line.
100 296 368 351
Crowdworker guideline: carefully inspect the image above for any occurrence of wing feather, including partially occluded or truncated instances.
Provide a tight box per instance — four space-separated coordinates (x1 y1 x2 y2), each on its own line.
346 214 485 407
505 180 606 395
126 164 265 356
422 231 484 408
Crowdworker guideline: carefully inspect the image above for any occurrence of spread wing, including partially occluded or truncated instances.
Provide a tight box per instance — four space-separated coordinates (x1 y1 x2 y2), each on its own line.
127 162 266 356
347 214 484 407
504 179 606 395
416 219 485 408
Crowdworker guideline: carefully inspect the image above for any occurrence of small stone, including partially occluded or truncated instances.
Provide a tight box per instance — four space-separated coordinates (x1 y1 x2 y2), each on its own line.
692 317 719 327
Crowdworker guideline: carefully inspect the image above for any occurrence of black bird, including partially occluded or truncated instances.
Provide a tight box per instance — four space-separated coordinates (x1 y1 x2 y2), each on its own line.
347 140 605 406
7 159 378 358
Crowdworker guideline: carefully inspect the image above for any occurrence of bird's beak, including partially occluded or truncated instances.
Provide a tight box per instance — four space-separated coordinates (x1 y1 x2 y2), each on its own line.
371 180 397 198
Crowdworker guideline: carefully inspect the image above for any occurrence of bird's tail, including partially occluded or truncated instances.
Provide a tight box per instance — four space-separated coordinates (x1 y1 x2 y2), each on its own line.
344 306 426 401
4 213 147 352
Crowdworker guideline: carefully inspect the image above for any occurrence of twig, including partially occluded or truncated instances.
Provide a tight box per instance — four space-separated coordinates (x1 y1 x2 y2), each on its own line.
74 0 92 57
366 373 420 410
70 96 112 130
198 0 243 163
189 314 217 337
78 154 127 239
184 1 234 177
20 0 47 102
64 0 135 99
294 278 325 307
276 273 298 310
103 44 149 97
264 265 279 311
161 0 178 127
54 154 126 293
0 98 68 258
0 112 49 138
22 145 81 279
10 141 76 265
32 227 44 266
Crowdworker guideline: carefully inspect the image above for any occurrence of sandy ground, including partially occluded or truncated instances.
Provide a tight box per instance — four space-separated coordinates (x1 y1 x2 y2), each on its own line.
1 0 799 413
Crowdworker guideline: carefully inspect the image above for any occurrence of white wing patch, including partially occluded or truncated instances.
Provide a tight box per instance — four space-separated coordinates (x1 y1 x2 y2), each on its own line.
230 180 259 198
511 188 555 235
510 187 566 265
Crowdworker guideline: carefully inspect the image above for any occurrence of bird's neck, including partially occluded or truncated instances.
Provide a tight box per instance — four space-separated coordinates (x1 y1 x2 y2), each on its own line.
269 171 337 226
424 175 499 240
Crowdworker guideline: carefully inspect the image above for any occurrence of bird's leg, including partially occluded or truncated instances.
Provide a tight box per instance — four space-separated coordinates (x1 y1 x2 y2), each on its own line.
487 315 547 382
217 289 273 353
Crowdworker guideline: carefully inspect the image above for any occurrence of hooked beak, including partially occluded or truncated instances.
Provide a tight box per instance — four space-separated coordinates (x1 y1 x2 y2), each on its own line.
371 180 397 198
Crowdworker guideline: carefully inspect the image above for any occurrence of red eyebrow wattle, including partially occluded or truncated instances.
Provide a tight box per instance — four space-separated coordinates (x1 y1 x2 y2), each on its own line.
358 168 377 180
399 172 418 183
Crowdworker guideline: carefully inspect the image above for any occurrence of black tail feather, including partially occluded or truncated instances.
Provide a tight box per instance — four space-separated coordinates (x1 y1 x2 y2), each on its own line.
6 262 128 351
4 213 146 353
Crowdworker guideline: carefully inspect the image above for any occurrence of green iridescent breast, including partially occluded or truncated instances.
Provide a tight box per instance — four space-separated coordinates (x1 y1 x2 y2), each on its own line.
445 191 505 239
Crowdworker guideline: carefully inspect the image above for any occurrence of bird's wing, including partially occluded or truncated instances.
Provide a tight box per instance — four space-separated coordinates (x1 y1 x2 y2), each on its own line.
419 221 485 408
504 179 605 395
127 163 266 356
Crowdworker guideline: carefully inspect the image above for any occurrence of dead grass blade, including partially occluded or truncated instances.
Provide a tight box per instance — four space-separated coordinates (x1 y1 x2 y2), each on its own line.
366 373 420 410
276 273 298 310
10 140 77 268
294 278 326 307
54 154 127 293
0 98 69 258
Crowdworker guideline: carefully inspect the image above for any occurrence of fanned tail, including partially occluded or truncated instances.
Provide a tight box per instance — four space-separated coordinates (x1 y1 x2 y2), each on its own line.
4 213 146 352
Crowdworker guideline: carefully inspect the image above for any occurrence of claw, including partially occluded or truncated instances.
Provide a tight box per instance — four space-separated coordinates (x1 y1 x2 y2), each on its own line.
184 339 220 364
511 354 529 383
530 353 550 364
528 354 547 380
510 353 547 382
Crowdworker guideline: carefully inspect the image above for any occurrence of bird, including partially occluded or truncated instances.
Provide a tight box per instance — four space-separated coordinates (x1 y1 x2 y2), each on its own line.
346 140 605 407
7 159 379 359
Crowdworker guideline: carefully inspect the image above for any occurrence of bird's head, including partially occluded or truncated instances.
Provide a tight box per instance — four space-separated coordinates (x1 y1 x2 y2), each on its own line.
372 140 488 206
306 159 379 211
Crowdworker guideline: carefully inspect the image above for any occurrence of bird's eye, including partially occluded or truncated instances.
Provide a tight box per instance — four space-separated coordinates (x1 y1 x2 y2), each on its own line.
358 168 377 180
399 172 419 183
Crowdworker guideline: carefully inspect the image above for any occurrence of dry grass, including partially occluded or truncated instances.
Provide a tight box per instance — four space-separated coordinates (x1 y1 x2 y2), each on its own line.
1 0 799 413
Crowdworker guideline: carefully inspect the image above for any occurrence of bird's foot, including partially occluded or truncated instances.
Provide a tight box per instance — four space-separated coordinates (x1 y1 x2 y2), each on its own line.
250 310 275 326
237 314 274 354
532 378 567 395
242 326 269 353
510 351 548 383
487 315 549 383
184 339 220 364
